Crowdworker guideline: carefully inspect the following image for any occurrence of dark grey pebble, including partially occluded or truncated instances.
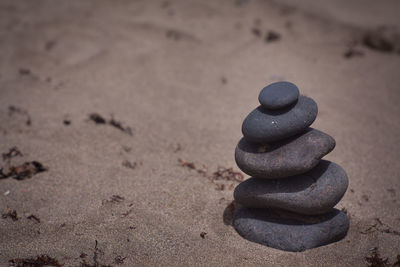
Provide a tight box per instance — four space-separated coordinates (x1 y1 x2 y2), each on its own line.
242 95 318 143
235 128 335 179
233 160 348 215
258 81 299 109
233 207 349 252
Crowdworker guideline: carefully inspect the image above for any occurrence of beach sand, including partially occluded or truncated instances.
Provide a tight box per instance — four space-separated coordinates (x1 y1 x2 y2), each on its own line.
0 0 399 266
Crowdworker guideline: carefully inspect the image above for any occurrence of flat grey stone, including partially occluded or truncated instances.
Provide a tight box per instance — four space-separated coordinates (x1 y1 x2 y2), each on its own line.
242 95 318 143
233 207 349 252
258 81 299 109
233 161 349 215
235 128 335 179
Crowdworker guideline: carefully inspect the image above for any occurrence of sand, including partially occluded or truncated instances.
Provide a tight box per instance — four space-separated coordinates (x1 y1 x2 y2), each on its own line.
0 0 399 266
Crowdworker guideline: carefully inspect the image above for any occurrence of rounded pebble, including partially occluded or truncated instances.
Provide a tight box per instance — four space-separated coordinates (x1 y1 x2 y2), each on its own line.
235 128 335 179
233 207 349 252
242 95 318 143
258 81 300 109
233 160 349 215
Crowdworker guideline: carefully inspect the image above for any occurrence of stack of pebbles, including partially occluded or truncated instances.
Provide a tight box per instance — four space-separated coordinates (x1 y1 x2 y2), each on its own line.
233 82 349 252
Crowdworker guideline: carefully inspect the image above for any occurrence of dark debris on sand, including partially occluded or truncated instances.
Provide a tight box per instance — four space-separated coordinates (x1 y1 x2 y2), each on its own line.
27 214 41 223
211 166 244 183
44 40 57 51
122 160 141 170
109 116 133 136
88 113 133 136
178 158 243 191
166 29 182 41
9 254 62 267
2 147 23 163
365 247 400 267
18 68 31 76
363 32 394 53
80 240 112 267
89 113 107 124
344 47 364 59
114 256 126 265
362 27 400 54
0 161 47 180
361 218 400 237
250 27 281 44
265 31 281 43
200 232 207 238
1 147 47 180
165 29 197 42
2 208 18 221
102 195 125 205
178 158 196 169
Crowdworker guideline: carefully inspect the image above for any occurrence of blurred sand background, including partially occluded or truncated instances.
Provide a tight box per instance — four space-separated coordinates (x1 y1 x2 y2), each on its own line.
0 0 399 266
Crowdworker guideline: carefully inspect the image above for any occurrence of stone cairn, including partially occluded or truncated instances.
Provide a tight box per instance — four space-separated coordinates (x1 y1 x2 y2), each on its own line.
233 81 349 252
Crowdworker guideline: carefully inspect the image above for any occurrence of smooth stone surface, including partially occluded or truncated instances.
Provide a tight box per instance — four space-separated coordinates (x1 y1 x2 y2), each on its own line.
233 207 349 252
235 128 335 179
233 160 348 215
258 81 300 109
242 95 318 143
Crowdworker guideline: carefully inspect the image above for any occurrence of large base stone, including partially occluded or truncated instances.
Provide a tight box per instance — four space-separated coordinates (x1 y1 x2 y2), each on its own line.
233 207 349 252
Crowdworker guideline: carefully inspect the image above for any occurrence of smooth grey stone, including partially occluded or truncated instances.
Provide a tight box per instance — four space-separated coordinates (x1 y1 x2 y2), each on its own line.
235 128 335 179
233 161 348 215
242 95 318 143
233 207 349 252
258 81 299 109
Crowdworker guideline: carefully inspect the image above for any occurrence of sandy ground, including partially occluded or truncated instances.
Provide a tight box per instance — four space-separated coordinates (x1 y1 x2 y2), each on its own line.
0 0 400 266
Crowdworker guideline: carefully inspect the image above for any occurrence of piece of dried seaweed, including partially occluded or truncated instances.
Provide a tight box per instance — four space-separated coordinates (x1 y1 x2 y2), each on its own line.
114 256 126 265
102 195 125 205
211 166 244 183
265 31 281 42
27 214 41 223
80 240 111 267
365 248 393 267
363 31 394 53
9 254 62 267
89 113 107 124
109 116 133 136
0 161 47 180
178 158 244 191
122 160 137 169
2 208 18 221
178 158 196 169
2 147 23 162
361 218 400 237
88 113 133 135
200 232 207 239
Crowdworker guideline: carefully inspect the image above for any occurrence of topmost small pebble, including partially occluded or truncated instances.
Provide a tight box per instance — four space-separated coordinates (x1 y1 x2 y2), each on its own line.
258 81 300 110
